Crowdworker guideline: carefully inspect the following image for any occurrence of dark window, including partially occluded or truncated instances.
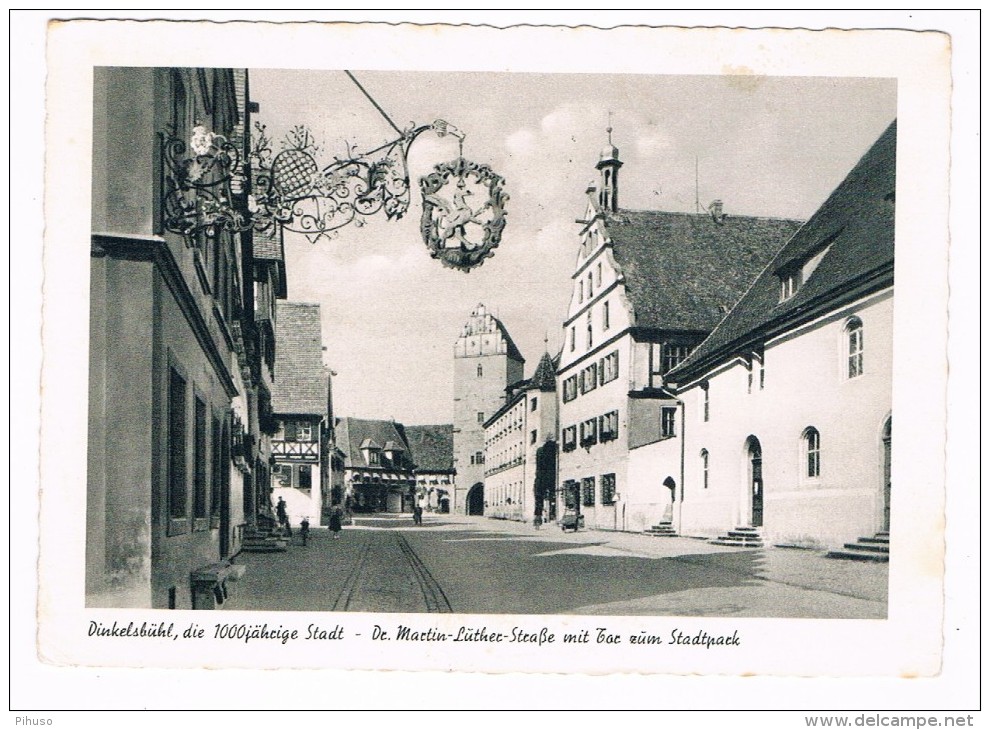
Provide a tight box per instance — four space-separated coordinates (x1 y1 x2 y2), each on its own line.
804 428 821 478
661 407 677 438
530 396 538 411
702 383 710 422
168 368 187 519
602 301 610 330
193 398 207 519
530 430 537 445
569 326 576 352
562 425 577 452
211 415 222 518
298 464 312 490
581 363 598 394
662 344 691 375
477 412 485 424
601 473 616 504
477 364 483 378
580 418 598 447
581 477 596 507
847 318 864 378
284 420 298 441
562 375 578 403
599 410 619 441
701 449 709 489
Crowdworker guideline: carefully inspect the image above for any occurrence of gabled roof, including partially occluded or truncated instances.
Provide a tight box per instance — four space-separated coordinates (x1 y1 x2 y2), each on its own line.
606 209 803 332
272 302 328 416
338 417 412 468
672 120 896 382
403 424 454 473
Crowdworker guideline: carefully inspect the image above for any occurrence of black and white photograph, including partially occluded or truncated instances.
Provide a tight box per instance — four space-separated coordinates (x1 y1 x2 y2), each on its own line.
17 11 977 713
86 66 897 619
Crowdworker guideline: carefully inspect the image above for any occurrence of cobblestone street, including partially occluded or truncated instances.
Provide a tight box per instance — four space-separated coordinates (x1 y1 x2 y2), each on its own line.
225 513 887 618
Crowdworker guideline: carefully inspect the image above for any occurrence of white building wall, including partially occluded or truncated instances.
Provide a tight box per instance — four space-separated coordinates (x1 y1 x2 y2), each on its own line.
679 290 893 548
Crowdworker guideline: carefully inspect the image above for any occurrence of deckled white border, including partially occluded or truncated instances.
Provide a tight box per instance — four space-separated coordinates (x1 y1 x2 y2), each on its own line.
15 10 978 710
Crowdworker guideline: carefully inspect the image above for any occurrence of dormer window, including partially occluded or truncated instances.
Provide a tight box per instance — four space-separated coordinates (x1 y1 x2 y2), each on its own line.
367 450 380 466
780 270 801 301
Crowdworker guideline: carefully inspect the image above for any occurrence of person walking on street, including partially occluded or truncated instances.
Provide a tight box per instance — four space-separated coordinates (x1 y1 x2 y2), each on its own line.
329 504 343 540
299 517 310 546
276 496 291 536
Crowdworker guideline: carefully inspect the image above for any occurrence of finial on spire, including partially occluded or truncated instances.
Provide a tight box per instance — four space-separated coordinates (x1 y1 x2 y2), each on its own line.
607 111 613 144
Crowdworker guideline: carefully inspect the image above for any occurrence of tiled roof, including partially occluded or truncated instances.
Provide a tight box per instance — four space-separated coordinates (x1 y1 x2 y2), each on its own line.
530 352 557 391
253 226 283 262
272 302 328 416
337 418 413 469
403 424 455 472
607 209 803 332
673 120 896 381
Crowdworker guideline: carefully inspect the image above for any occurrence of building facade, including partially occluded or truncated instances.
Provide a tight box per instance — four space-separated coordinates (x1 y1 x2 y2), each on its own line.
667 121 896 550
88 67 266 608
483 352 559 522
555 139 802 533
271 301 331 528
404 425 456 513
452 304 525 515
338 418 417 513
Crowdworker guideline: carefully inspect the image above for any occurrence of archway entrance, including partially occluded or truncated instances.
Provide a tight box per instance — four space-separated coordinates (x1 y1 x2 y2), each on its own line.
746 436 763 527
882 417 892 532
467 483 485 516
662 476 676 521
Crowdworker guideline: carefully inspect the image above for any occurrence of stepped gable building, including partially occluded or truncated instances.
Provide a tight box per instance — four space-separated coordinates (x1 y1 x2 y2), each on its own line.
667 120 896 553
271 302 331 528
337 417 417 513
404 425 455 513
483 351 560 523
452 304 525 515
556 135 803 533
88 67 265 609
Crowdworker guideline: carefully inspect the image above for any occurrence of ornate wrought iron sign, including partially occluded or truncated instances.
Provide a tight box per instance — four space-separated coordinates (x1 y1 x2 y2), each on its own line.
420 158 508 272
161 118 508 273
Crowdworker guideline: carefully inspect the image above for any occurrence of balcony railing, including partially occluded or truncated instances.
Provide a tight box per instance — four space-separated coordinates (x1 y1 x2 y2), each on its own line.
272 440 319 462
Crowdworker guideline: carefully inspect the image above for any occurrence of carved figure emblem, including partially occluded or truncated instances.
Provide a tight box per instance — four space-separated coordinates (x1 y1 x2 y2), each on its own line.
420 158 508 272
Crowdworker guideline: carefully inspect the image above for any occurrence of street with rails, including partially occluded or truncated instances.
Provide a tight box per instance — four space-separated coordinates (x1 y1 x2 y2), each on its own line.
225 513 887 618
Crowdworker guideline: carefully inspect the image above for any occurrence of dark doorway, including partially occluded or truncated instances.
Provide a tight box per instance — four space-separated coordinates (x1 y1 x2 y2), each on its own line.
467 483 485 516
882 417 892 532
747 436 763 528
662 476 676 521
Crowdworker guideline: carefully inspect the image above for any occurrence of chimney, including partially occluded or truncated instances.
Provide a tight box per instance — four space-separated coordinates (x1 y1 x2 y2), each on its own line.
708 199 725 225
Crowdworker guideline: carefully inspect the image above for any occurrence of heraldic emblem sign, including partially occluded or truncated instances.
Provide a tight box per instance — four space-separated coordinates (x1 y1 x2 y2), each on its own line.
420 157 509 272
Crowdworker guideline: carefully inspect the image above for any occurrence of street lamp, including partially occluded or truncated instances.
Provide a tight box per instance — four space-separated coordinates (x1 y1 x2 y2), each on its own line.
161 72 509 273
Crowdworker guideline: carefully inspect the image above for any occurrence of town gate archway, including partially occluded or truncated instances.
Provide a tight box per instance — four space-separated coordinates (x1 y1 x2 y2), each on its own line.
467 482 485 516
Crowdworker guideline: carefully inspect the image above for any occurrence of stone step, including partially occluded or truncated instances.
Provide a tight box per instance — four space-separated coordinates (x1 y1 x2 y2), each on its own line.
858 536 890 545
710 526 763 548
710 537 764 548
825 547 889 562
843 541 889 553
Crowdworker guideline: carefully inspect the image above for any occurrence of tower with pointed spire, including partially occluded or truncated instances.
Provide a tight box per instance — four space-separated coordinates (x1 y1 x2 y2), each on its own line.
596 123 622 213
452 304 525 515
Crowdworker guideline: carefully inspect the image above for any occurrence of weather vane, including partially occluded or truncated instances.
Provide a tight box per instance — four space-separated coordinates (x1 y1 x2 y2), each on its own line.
160 70 508 273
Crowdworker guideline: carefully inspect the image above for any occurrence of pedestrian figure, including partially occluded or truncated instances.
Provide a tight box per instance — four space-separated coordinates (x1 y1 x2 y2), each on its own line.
276 496 291 536
533 513 542 530
300 517 310 546
329 504 343 540
413 505 423 526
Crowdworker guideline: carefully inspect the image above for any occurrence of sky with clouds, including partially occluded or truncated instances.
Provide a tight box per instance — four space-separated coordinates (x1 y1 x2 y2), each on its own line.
251 70 896 426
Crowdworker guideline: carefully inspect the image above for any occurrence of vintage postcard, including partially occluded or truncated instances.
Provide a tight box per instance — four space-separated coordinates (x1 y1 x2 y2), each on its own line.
29 15 964 696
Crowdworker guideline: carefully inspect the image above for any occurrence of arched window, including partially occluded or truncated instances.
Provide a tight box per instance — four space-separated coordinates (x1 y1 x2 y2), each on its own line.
803 428 821 479
700 449 709 489
846 317 864 378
